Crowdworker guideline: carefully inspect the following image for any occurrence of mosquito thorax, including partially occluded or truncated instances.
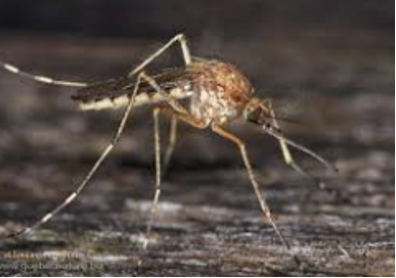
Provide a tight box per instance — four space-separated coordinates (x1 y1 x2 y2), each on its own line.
187 60 255 125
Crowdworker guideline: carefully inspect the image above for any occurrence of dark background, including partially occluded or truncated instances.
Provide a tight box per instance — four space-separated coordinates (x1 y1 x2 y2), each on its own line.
0 0 394 276
0 0 393 95
0 0 393 38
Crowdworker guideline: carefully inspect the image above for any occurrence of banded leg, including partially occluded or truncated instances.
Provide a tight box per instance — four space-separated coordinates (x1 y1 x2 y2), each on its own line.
2 72 146 239
0 60 87 87
128 33 192 78
210 123 301 267
1 33 192 88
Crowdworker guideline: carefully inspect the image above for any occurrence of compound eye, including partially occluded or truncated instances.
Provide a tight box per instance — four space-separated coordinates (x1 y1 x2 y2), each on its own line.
247 107 262 123
264 122 272 130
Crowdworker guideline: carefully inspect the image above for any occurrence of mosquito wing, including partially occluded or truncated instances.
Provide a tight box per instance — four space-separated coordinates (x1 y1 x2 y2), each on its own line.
71 67 194 111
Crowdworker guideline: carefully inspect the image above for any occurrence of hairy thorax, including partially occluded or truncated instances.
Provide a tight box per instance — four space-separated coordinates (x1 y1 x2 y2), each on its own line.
188 60 253 126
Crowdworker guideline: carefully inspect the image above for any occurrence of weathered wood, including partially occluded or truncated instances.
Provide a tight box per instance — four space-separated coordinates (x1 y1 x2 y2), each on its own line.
0 32 393 276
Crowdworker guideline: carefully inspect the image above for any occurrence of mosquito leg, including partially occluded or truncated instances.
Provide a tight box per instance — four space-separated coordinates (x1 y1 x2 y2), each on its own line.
153 108 162 205
128 33 192 78
0 60 87 87
210 123 301 267
263 99 327 190
134 74 187 247
2 73 146 239
163 114 178 176
138 108 162 267
157 107 207 176
1 33 191 88
136 108 206 270
136 108 162 271
139 72 189 116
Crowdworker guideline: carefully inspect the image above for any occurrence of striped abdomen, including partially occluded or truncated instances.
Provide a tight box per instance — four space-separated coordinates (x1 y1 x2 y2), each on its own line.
74 87 192 111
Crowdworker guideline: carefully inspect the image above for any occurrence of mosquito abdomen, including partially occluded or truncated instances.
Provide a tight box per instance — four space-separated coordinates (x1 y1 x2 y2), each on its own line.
76 87 192 111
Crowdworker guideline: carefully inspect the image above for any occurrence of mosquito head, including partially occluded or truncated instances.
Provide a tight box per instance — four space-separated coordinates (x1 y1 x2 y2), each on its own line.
244 98 339 173
243 98 272 127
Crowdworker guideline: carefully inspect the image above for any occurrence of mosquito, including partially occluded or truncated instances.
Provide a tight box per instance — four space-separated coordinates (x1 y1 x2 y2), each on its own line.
0 34 337 267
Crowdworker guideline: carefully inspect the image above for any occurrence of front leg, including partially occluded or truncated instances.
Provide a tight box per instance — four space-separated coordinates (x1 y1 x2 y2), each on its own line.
210 123 300 267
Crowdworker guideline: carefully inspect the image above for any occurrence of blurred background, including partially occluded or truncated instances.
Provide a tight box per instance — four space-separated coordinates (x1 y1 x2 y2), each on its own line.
0 0 394 276
0 0 393 90
0 0 393 38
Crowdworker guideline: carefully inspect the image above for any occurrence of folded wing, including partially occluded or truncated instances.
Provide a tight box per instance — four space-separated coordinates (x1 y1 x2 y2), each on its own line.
71 67 195 111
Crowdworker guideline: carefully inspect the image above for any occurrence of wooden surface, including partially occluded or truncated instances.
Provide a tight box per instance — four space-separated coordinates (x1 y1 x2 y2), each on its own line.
0 32 393 276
